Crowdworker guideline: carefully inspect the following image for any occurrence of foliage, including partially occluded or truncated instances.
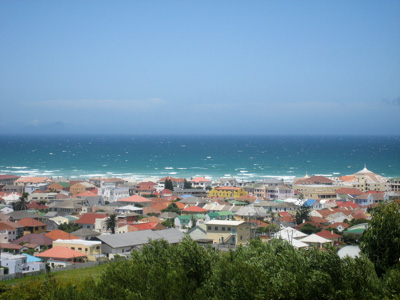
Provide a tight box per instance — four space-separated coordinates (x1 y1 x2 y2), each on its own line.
360 201 400 276
349 218 369 227
299 223 319 234
295 205 311 225
343 233 361 245
161 203 181 215
184 179 192 189
58 223 80 233
13 196 28 211
164 179 174 191
2 238 400 299
105 214 117 234
161 219 174 228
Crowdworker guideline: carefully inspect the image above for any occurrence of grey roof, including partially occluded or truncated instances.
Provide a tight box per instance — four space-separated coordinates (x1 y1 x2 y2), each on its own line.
8 211 42 220
179 197 207 204
96 228 184 249
44 211 59 218
71 228 101 238
255 201 296 208
235 206 267 218
159 212 178 219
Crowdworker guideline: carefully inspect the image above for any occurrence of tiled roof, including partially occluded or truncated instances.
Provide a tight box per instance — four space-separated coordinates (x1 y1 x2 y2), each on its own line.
75 213 108 225
75 191 98 197
0 175 20 180
0 222 16 231
329 222 349 229
309 216 330 224
316 230 342 239
15 177 48 183
182 206 208 213
0 243 23 250
130 222 165 231
189 177 210 183
12 233 53 246
119 195 152 203
36 246 86 259
18 218 46 227
45 229 80 240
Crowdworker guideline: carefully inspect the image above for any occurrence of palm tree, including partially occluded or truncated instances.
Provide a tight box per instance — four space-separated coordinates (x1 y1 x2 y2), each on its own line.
106 214 117 234
14 196 28 211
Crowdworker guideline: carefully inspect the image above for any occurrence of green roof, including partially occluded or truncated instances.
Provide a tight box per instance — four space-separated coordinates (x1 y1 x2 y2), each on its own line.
177 215 192 220
345 228 365 234
193 214 206 219
57 182 70 187
227 200 247 205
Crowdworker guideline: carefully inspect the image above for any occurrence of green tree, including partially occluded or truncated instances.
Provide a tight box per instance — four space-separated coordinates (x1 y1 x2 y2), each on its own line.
299 223 319 234
161 203 181 215
105 214 117 234
184 179 192 189
13 196 29 211
295 205 311 225
164 179 174 191
360 201 400 276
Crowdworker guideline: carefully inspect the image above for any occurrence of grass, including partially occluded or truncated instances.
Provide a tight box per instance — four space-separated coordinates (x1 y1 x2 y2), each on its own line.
0 263 109 286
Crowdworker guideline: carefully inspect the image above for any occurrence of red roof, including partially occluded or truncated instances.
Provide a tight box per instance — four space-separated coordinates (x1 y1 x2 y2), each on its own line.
0 175 20 180
329 222 349 229
0 222 16 231
45 229 80 240
76 191 98 197
36 246 86 260
158 176 184 183
17 218 46 227
27 201 49 210
130 222 164 231
75 213 108 225
316 230 342 239
279 215 295 223
182 206 208 213
336 201 359 209
189 177 210 183
119 195 151 203
309 216 330 224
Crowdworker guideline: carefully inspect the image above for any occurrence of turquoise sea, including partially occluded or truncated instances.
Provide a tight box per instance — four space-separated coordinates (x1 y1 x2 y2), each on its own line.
0 135 399 181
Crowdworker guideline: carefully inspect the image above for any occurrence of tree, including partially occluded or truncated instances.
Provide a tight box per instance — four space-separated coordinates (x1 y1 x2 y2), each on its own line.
295 205 310 225
105 214 117 234
184 179 192 189
161 203 181 215
165 179 174 191
299 223 319 234
13 196 28 211
360 201 400 276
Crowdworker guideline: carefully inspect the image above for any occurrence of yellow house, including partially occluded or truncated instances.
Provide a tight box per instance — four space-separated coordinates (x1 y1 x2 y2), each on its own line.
206 220 250 246
208 187 248 198
53 239 103 261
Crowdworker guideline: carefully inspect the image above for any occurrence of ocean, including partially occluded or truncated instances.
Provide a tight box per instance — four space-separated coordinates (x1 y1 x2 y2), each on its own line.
0 135 399 181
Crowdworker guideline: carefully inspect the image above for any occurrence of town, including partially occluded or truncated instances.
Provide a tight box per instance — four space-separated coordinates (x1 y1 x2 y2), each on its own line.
0 165 399 279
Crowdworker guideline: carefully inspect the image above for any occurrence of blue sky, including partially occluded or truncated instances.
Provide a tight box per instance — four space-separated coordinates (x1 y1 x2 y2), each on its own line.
1 1 399 135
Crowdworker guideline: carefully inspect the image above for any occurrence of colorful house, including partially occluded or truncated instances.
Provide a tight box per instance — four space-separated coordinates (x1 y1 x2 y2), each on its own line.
17 218 47 235
208 187 248 198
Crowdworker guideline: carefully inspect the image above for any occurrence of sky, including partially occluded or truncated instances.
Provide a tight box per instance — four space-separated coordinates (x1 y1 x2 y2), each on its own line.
0 0 399 135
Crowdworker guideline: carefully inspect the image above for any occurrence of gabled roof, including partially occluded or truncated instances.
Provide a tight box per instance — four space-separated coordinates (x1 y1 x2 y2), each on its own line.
15 177 48 184
130 222 165 231
316 230 342 239
36 246 86 259
71 228 101 238
75 191 98 197
12 233 53 246
182 206 208 213
336 188 363 195
17 218 46 227
300 234 332 244
75 213 108 225
118 195 152 203
45 229 80 240
189 177 211 183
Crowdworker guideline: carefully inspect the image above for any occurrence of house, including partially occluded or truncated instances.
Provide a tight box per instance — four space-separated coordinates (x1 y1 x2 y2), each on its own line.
0 175 20 186
208 187 248 198
118 195 152 207
189 177 212 189
75 213 108 230
205 220 250 246
267 185 294 200
303 199 322 210
235 206 267 221
0 222 18 242
181 206 208 215
299 234 333 248
354 193 374 206
12 233 53 248
47 182 70 192
255 201 297 212
130 222 166 231
316 230 342 243
157 177 185 190
96 228 184 258
53 239 103 261
70 228 101 240
70 182 96 196
36 246 88 267
115 205 143 215
187 224 207 241
17 218 47 235
45 229 80 241
75 191 104 207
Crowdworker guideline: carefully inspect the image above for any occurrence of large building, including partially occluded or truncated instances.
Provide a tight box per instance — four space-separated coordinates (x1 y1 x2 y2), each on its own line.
205 220 250 246
340 166 390 192
208 187 248 198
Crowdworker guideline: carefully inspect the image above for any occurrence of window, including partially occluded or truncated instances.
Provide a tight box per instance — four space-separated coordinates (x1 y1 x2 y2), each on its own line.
96 246 100 250
207 226 211 230
71 247 75 250
214 226 218 230
227 227 231 231
222 227 225 231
